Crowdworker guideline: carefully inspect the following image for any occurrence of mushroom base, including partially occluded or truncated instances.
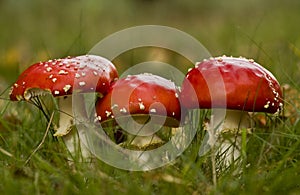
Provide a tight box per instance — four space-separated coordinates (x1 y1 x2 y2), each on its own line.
207 109 252 171
54 95 91 159
62 125 92 161
99 114 182 149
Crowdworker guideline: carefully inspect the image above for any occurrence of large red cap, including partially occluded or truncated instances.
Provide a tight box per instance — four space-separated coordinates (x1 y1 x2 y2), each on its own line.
95 73 184 127
180 56 283 113
10 55 118 101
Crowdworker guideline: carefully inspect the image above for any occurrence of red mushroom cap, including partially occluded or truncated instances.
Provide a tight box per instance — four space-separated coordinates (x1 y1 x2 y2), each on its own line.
95 73 184 127
180 56 283 113
9 55 118 101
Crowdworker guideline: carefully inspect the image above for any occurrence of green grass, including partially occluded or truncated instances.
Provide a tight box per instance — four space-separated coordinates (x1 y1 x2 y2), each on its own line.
1 0 300 194
1 97 299 194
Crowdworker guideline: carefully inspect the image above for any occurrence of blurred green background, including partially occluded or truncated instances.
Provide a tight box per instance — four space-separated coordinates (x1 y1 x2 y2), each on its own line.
0 1 300 194
0 0 300 87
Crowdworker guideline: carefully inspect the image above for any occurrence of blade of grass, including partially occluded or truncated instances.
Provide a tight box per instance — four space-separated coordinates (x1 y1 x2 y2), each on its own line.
24 111 54 166
0 146 14 158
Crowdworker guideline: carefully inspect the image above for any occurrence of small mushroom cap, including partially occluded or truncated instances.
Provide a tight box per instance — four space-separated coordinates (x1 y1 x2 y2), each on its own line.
10 55 118 101
95 73 183 127
180 56 283 113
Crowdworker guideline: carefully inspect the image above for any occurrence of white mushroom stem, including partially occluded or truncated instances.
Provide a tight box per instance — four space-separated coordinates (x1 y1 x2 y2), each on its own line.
53 96 74 137
208 109 251 170
54 95 91 160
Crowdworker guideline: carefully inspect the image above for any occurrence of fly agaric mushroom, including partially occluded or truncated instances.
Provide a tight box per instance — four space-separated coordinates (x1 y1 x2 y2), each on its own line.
10 55 118 157
95 73 184 148
181 56 283 167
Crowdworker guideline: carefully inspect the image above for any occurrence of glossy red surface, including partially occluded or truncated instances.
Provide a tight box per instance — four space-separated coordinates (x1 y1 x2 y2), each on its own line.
180 56 283 113
95 73 183 123
10 55 118 101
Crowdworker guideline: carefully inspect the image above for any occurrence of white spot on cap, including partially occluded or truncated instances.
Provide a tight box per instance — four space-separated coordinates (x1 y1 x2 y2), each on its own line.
79 64 87 69
111 104 118 110
46 67 52 72
177 86 182 92
81 72 86 77
248 59 254 63
63 84 71 93
75 73 80 78
105 111 112 117
8 86 13 95
120 108 127 113
58 70 68 75
49 74 53 79
13 83 19 88
54 90 60 95
217 57 223 62
139 102 145 110
52 78 57 83
264 101 270 109
94 115 102 122
150 108 156 113
79 81 86 86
